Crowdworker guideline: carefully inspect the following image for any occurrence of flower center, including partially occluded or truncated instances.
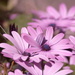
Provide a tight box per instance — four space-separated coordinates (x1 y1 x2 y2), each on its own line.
49 23 56 27
22 52 31 57
42 44 50 51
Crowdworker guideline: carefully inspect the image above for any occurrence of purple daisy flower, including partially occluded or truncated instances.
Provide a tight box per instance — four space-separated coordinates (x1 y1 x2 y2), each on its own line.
0 30 29 61
23 26 73 62
30 3 75 32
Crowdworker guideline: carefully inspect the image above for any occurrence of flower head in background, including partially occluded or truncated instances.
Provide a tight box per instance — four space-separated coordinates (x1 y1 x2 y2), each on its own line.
33 3 75 19
30 3 75 32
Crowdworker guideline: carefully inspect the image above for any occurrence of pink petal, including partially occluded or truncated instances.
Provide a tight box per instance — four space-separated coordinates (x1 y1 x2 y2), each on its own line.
13 54 21 60
70 55 75 65
21 37 28 49
27 22 38 28
36 33 44 45
47 6 59 18
67 6 75 17
68 27 75 32
53 44 73 49
45 27 53 41
51 50 72 56
0 43 17 53
55 70 73 75
36 27 43 35
12 31 24 51
44 63 52 75
47 62 63 75
59 3 67 18
21 56 28 61
56 19 70 27
69 36 75 45
50 33 64 45
2 50 13 58
30 55 41 63
26 48 41 53
38 55 49 62
55 56 68 63
32 19 41 22
30 54 49 62
16 61 38 75
27 26 37 39
56 39 70 45
23 34 39 47
21 27 28 34
15 69 23 75
8 72 14 75
3 34 18 48
34 63 42 75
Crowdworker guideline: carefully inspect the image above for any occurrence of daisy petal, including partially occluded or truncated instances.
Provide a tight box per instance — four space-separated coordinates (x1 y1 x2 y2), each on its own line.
47 62 63 75
27 22 38 28
26 48 40 53
36 33 44 45
3 34 18 48
12 31 24 51
8 72 14 75
50 33 64 45
70 55 75 65
34 63 42 75
51 50 72 56
67 6 75 17
27 26 37 39
47 6 59 18
45 27 53 41
23 34 39 47
59 3 67 18
13 54 21 60
16 61 38 75
21 56 28 61
15 69 23 75
69 36 75 45
36 27 43 35
21 27 28 34
0 43 17 53
55 70 73 75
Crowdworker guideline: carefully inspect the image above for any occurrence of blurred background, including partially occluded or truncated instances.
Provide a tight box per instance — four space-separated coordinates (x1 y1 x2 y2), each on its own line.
0 0 75 75
0 0 75 33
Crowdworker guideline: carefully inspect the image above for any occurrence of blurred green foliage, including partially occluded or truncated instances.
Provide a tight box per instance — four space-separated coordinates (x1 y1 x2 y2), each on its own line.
8 14 32 33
